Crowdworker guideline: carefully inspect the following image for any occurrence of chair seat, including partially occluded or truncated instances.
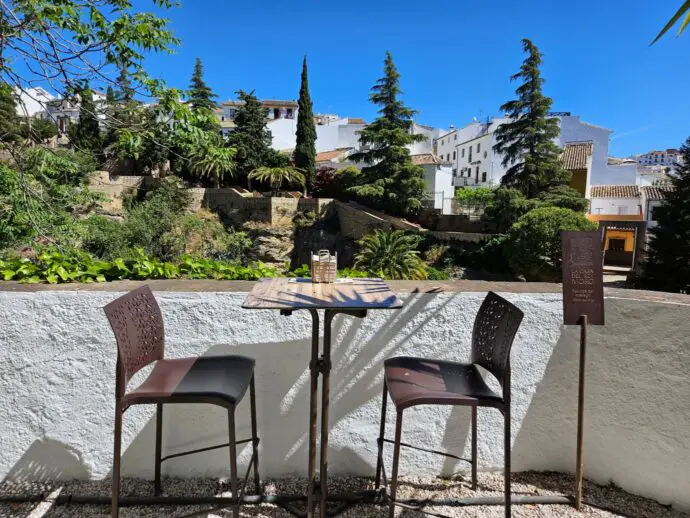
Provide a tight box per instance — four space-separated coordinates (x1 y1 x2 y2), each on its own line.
384 356 504 411
122 355 255 409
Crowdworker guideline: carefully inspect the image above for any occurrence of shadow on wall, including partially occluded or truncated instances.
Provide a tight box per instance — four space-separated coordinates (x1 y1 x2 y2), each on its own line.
2 438 90 483
513 297 690 509
119 293 450 479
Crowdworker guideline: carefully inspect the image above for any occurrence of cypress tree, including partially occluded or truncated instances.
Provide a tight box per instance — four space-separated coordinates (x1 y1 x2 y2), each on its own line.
188 57 217 111
106 85 116 105
641 138 690 293
0 83 20 143
227 90 272 184
348 51 427 216
293 56 317 194
493 39 568 198
71 84 102 155
114 63 134 103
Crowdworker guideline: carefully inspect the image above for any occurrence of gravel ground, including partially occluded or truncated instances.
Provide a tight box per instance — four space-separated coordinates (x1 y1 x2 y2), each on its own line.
0 472 686 518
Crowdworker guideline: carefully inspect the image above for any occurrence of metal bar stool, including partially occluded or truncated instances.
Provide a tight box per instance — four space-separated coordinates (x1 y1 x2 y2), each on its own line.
375 291 524 518
104 285 260 518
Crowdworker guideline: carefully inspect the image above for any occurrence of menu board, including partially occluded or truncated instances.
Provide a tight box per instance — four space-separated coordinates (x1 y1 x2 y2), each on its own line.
562 231 605 325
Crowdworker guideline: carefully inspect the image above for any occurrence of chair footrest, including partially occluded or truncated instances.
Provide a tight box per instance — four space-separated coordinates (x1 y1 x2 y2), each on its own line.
379 438 471 464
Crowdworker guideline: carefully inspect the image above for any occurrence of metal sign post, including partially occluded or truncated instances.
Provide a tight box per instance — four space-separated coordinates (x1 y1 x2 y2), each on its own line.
561 231 605 510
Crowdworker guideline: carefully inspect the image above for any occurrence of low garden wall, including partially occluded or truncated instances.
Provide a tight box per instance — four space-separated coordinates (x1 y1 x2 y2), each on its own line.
0 282 688 511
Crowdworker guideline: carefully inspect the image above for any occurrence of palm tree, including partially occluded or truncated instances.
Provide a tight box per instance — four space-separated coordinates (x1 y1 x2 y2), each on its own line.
354 230 428 280
248 166 305 196
652 2 690 44
188 141 236 188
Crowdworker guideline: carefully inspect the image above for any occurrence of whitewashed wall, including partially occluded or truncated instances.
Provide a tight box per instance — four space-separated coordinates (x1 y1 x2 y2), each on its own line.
0 288 688 511
589 196 642 217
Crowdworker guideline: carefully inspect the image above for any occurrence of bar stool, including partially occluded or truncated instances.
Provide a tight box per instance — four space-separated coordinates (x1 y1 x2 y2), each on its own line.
375 291 524 518
104 285 260 518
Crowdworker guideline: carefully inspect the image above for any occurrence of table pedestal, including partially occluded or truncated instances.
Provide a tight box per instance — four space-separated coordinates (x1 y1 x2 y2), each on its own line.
281 308 367 518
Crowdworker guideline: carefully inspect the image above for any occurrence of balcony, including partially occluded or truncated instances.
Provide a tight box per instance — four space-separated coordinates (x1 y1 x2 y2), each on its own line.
0 280 688 517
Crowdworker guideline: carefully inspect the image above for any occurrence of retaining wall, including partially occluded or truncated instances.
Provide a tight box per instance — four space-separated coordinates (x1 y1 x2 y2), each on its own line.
0 282 688 511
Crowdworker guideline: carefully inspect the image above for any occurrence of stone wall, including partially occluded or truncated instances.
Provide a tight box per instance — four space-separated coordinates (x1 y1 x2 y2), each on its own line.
188 188 333 227
88 171 153 212
336 201 422 240
0 282 688 511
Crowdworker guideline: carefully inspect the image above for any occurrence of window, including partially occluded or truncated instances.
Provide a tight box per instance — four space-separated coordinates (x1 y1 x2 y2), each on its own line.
461 148 465 158
475 166 479 182
446 153 450 161
484 151 487 159
441 139 444 145
452 151 456 160
286 108 294 119
618 206 628 215
469 147 473 161
477 143 481 152
651 206 661 221
273 108 281 119
454 134 457 141
609 238 626 252
482 172 487 182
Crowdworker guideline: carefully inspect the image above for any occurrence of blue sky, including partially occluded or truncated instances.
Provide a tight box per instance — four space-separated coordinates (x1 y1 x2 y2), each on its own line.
140 1 688 157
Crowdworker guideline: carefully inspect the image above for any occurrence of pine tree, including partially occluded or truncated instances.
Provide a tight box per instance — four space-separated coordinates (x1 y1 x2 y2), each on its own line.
227 90 273 185
493 39 568 199
106 86 116 105
641 139 690 293
293 56 317 194
348 52 427 216
188 57 217 111
114 63 134 103
71 84 102 155
0 83 20 143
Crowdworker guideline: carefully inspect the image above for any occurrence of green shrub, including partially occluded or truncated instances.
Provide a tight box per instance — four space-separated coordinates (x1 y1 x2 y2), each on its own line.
504 206 598 281
484 187 540 230
354 229 428 280
426 266 450 280
539 185 588 213
0 248 279 284
455 186 495 205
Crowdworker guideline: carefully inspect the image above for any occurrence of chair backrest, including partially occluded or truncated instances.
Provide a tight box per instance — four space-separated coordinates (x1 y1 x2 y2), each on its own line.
103 285 164 397
470 291 524 387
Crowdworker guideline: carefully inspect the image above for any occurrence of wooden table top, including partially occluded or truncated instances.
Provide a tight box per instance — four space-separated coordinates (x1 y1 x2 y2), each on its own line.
242 278 403 310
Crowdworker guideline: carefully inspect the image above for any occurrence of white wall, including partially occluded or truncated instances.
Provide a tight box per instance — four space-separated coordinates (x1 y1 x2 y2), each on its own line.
423 165 454 210
646 199 664 227
589 196 641 217
558 117 611 185
0 288 688 511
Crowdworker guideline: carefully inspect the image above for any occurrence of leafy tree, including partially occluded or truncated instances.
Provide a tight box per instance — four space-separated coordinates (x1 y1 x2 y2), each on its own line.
538 185 588 212
493 39 569 198
504 206 597 281
70 84 102 155
188 57 217 111
0 83 20 144
354 229 428 280
455 187 495 205
348 52 427 216
227 90 273 185
313 165 360 199
652 3 690 43
249 166 305 195
293 57 317 194
484 187 540 230
641 138 690 293
19 117 57 143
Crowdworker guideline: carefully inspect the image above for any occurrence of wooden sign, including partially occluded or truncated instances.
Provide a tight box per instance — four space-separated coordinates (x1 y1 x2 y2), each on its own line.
562 231 605 325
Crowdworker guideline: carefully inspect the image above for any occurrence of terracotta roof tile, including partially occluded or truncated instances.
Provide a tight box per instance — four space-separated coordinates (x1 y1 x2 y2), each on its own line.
590 185 640 198
561 142 593 170
347 117 367 124
315 148 353 163
411 153 449 165
641 185 673 201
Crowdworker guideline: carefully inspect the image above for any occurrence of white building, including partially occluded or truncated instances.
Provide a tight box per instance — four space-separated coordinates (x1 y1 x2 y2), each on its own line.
636 149 681 168
641 185 673 229
14 87 55 117
435 114 614 189
43 90 107 135
217 99 298 139
589 185 642 219
411 154 454 212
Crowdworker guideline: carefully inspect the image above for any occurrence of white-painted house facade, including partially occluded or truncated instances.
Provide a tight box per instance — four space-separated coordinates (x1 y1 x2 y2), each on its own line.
436 115 615 189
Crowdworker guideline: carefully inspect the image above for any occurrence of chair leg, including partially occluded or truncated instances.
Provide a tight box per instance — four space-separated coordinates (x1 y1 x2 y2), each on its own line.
388 410 403 518
375 377 388 488
504 399 511 518
250 374 261 495
111 401 123 518
471 405 477 491
154 403 163 496
228 409 239 518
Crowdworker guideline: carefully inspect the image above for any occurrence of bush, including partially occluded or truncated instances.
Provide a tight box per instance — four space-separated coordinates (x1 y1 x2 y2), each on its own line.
484 187 540 230
539 185 588 213
313 166 360 199
455 186 495 205
0 248 278 284
354 229 428 280
504 206 598 281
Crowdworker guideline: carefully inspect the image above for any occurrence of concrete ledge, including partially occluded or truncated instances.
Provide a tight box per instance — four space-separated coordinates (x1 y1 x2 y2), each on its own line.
0 280 688 304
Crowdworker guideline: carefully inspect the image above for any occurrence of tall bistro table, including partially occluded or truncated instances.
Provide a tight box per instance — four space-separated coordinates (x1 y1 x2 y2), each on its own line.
242 277 403 517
